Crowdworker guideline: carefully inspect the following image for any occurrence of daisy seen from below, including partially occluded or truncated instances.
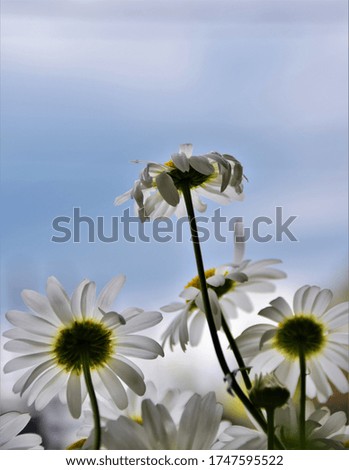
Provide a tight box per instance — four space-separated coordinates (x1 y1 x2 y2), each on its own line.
100 392 224 450
161 225 286 351
3 275 164 420
236 285 349 402
114 143 244 220
213 401 349 450
0 412 43 450
75 381 191 448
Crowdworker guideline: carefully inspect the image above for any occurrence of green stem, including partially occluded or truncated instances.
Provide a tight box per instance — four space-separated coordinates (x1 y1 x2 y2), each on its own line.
82 358 101 450
221 314 252 390
266 407 275 450
182 183 230 377
181 183 285 449
299 345 307 449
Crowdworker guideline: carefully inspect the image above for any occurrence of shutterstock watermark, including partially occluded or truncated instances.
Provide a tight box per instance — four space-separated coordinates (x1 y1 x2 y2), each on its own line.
51 207 298 244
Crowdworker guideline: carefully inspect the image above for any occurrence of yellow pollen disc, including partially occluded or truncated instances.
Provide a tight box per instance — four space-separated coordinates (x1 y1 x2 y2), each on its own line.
131 415 143 425
185 268 216 290
164 160 176 168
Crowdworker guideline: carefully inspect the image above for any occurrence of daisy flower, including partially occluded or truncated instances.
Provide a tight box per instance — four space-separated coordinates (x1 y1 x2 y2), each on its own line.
76 381 191 444
101 392 223 450
114 143 244 220
236 285 349 402
276 403 349 449
161 226 285 351
3 275 164 419
0 412 43 450
213 402 349 450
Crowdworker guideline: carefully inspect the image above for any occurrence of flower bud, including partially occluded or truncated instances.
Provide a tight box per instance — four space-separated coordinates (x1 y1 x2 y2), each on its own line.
250 373 290 409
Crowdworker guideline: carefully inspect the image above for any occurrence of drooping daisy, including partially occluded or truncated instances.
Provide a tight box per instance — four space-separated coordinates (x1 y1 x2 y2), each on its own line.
236 285 349 402
0 412 43 450
101 392 224 450
114 144 244 220
3 275 164 419
161 228 285 351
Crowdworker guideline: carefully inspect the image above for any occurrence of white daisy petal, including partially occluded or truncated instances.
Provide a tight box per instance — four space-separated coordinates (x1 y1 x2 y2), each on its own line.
46 276 72 325
161 302 185 312
107 358 145 396
71 279 90 319
189 156 214 176
189 312 206 347
180 286 200 300
97 275 126 312
21 289 59 325
311 289 333 317
302 286 321 313
156 172 180 206
321 302 348 326
269 297 293 317
6 310 57 337
179 143 193 158
4 353 50 373
293 285 310 314
81 281 96 318
34 371 68 411
67 372 82 419
171 152 190 172
98 367 128 410
118 310 162 334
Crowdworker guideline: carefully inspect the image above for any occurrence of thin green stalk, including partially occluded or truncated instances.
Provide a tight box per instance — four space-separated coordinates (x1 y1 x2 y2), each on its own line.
181 183 285 449
299 345 307 449
82 358 101 450
181 183 230 377
221 314 252 390
266 408 275 450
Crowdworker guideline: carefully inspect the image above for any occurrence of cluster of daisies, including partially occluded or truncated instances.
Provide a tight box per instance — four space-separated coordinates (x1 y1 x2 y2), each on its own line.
1 144 348 450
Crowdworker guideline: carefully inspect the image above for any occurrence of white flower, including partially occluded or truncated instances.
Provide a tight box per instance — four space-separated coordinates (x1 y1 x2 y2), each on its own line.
236 285 349 402
161 227 285 351
213 402 349 450
213 424 267 450
77 381 191 441
3 275 163 419
0 412 43 450
276 403 349 449
101 392 223 449
114 144 244 220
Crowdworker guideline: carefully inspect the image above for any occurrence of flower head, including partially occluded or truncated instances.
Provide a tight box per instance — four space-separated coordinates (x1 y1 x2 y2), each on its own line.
100 392 223 449
3 275 163 418
250 373 290 410
213 402 349 450
236 285 349 402
161 227 285 351
114 144 244 220
0 412 43 450
76 381 191 442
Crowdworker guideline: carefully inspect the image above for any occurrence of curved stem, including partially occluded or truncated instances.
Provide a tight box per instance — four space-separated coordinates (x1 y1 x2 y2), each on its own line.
181 183 285 449
82 358 101 450
266 407 275 450
182 183 230 376
221 314 252 389
299 345 307 449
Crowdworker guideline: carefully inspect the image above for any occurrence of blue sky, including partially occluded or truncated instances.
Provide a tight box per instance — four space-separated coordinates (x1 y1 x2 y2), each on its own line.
0 1 348 430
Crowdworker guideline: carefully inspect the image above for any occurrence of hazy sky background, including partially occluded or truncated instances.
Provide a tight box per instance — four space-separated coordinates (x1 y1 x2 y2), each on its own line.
1 0 348 445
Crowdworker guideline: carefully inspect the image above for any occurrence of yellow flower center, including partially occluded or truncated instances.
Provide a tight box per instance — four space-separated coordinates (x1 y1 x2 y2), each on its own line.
185 268 235 299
